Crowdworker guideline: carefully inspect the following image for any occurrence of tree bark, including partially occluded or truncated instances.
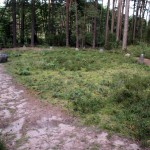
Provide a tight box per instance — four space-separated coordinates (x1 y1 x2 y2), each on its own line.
66 0 69 47
104 0 110 48
100 0 103 32
116 0 122 42
133 0 140 43
111 0 115 34
131 0 136 43
12 0 16 47
20 0 25 45
75 0 79 49
31 0 35 47
120 0 125 39
48 0 51 34
122 0 130 50
92 0 98 48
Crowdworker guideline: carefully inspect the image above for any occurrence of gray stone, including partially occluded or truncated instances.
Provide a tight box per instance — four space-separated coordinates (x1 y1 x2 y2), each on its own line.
99 48 104 53
139 54 144 64
0 54 8 63
75 48 79 51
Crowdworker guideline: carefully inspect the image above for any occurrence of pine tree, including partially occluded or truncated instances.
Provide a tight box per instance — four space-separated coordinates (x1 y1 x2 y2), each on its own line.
122 0 130 50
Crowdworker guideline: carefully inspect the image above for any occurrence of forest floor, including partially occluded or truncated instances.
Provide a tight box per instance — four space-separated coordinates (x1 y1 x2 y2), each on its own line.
0 62 142 150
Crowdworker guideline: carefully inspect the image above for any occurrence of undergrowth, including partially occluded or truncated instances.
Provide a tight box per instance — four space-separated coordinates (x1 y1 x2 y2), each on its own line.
5 46 150 147
0 138 7 150
128 43 150 59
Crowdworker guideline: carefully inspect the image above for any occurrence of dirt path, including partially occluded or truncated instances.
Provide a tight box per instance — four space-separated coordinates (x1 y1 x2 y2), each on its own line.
0 64 143 150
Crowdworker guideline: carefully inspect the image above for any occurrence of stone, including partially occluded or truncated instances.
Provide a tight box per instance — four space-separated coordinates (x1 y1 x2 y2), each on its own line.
139 53 144 64
125 53 130 57
99 48 104 53
75 48 79 51
23 45 27 50
0 53 8 63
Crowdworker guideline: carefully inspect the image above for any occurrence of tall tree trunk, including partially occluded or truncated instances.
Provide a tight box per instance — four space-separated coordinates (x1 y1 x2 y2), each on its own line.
100 0 103 32
20 0 25 45
82 5 86 48
75 0 79 49
122 0 130 50
48 0 51 34
131 0 136 43
111 0 115 34
105 0 110 48
116 0 122 42
31 0 35 47
133 0 140 43
120 0 125 39
12 0 16 47
66 0 69 47
92 0 98 48
140 0 147 40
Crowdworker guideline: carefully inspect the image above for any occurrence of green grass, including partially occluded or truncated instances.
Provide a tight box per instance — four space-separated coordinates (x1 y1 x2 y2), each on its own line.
4 47 150 147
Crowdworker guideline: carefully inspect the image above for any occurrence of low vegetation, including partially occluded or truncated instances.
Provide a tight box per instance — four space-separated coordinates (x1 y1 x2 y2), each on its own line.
5 45 150 147
128 42 150 59
0 139 7 150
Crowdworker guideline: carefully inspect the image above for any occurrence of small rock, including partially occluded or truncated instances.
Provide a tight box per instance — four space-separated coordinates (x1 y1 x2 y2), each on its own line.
99 48 104 53
75 48 79 51
139 54 144 64
125 53 130 57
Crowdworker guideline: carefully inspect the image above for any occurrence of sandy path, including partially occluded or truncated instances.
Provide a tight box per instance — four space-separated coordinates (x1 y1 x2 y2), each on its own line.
0 64 142 150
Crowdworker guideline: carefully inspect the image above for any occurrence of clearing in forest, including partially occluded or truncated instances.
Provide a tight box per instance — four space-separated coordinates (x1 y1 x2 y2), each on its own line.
1 46 150 149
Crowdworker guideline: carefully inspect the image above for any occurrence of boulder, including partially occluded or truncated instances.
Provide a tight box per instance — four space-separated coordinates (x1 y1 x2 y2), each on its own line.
0 54 8 63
